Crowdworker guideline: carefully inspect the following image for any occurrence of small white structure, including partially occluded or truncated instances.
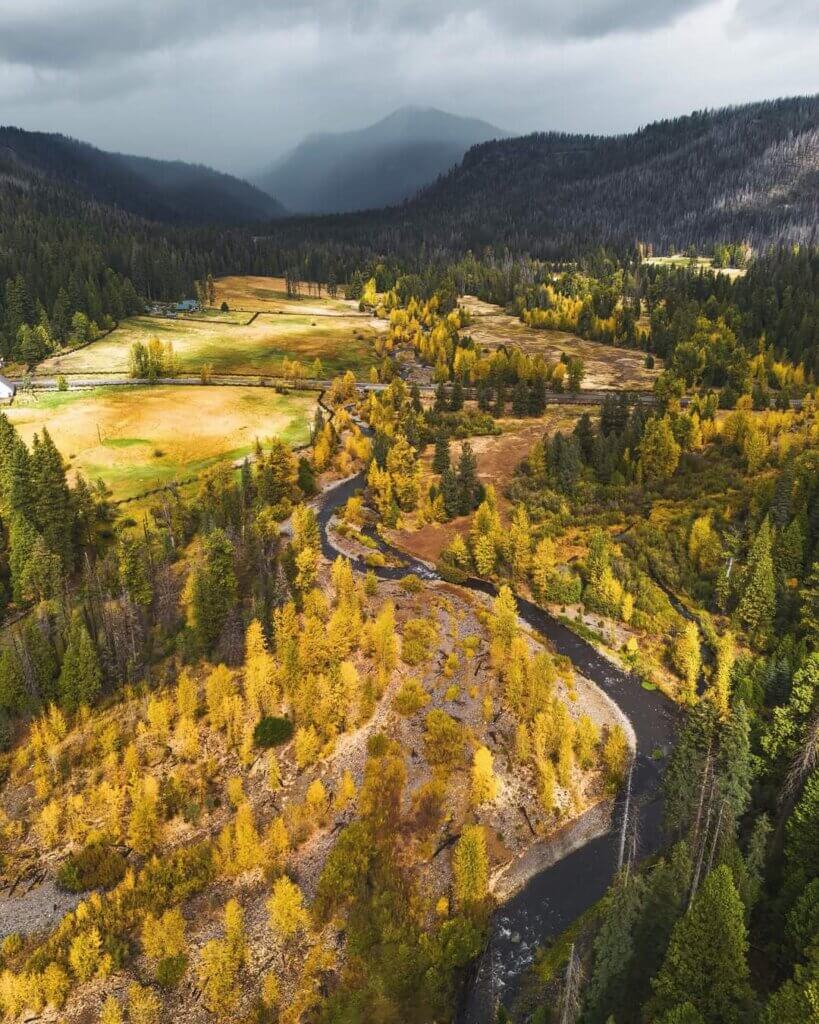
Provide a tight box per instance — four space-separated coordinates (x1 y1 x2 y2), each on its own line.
0 376 16 402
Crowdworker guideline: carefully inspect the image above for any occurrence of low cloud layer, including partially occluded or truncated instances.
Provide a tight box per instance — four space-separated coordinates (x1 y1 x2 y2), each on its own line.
0 0 815 175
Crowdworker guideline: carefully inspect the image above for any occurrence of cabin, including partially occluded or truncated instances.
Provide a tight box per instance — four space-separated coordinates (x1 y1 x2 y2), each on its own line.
0 376 16 402
176 298 200 313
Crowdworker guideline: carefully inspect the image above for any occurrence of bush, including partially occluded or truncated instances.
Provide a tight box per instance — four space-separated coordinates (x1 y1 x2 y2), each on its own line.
543 572 583 605
424 709 465 768
366 732 390 757
393 678 430 715
437 561 468 584
57 841 127 893
156 954 188 987
253 716 294 748
401 617 439 666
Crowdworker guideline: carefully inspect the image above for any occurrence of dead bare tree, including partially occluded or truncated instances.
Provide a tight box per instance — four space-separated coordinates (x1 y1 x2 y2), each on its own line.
558 942 584 1024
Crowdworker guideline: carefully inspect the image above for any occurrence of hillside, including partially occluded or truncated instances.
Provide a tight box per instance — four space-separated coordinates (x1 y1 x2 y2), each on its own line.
0 127 284 226
255 106 505 213
270 95 819 256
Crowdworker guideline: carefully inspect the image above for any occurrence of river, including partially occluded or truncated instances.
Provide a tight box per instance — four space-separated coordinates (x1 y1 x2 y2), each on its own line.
315 470 678 1022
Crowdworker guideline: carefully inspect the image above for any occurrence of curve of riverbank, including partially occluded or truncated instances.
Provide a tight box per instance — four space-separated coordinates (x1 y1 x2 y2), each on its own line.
314 470 678 1021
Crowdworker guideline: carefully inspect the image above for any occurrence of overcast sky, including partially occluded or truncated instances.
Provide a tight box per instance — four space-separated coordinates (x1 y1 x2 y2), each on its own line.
0 0 816 176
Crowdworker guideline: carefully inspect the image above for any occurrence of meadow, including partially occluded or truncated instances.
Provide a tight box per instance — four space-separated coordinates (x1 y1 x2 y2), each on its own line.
214 274 358 316
36 312 382 379
461 299 660 390
5 385 315 502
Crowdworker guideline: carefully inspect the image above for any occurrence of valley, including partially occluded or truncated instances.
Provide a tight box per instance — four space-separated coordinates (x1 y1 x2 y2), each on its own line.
0 79 817 1024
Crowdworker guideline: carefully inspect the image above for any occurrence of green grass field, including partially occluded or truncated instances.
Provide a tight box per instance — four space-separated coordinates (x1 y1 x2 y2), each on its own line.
37 312 383 379
6 385 314 503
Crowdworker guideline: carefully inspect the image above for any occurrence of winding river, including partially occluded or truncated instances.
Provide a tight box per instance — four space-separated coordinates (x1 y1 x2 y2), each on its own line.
315 470 678 1022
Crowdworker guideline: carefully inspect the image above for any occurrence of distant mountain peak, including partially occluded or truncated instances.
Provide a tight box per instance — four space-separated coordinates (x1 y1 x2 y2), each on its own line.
255 107 505 215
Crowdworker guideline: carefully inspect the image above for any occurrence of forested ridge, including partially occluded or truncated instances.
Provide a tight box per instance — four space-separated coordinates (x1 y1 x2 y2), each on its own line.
0 127 283 227
271 96 819 259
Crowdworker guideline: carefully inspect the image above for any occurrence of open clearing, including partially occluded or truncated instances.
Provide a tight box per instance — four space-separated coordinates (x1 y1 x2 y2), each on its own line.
36 311 384 378
460 298 660 390
388 406 587 563
6 386 314 502
643 255 746 279
214 275 360 316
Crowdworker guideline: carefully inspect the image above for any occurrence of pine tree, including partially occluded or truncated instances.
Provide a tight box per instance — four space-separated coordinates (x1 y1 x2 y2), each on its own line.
441 466 460 519
187 529 237 652
585 875 647 1023
30 429 74 567
433 428 451 475
649 865 753 1023
798 561 819 645
717 700 753 821
58 612 102 713
785 767 819 892
118 536 153 609
456 441 479 514
737 518 776 642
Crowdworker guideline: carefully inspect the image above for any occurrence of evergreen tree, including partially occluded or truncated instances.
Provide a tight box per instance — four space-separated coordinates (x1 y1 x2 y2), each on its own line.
737 518 776 642
584 875 647 1023
441 467 461 520
187 529 237 652
456 441 478 515
648 865 753 1023
450 380 464 411
785 768 819 893
433 428 451 475
58 612 102 713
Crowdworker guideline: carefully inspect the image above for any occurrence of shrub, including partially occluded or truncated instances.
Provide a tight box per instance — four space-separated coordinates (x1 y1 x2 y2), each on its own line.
156 954 188 987
393 677 430 715
543 572 583 605
57 841 127 893
424 709 465 768
253 716 294 748
401 617 439 666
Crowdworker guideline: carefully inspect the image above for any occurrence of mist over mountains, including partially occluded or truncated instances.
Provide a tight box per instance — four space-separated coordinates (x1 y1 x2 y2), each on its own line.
253 106 506 214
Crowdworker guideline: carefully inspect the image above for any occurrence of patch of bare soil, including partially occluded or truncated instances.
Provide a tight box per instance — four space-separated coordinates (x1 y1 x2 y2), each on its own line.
387 409 585 564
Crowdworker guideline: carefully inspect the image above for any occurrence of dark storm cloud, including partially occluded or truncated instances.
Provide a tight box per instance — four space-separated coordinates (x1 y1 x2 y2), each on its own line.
0 0 815 174
0 0 711 70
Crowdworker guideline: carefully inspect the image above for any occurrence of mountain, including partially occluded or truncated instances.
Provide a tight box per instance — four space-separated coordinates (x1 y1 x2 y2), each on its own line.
269 96 819 257
0 126 284 225
255 106 505 214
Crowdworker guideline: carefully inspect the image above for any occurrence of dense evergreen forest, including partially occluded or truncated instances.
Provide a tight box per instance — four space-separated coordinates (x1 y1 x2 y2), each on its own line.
0 127 283 226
